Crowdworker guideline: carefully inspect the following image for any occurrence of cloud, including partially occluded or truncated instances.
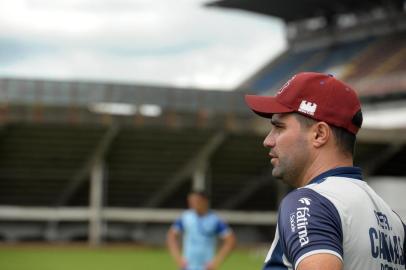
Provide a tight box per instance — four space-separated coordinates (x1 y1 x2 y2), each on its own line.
0 0 286 89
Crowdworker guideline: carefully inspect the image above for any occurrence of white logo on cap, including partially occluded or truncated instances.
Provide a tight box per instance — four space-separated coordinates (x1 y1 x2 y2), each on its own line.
298 100 317 116
277 75 296 95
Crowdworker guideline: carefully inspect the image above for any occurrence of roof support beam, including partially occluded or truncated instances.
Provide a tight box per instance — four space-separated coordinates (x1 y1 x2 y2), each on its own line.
220 168 272 209
55 124 119 206
145 132 226 207
358 128 406 144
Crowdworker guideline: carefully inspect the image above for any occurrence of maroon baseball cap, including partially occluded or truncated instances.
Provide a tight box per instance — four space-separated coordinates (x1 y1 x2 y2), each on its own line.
245 72 362 134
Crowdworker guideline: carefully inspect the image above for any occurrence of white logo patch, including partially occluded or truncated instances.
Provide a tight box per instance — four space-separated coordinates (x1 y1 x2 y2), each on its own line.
298 197 312 205
298 100 317 116
295 197 312 246
296 207 310 246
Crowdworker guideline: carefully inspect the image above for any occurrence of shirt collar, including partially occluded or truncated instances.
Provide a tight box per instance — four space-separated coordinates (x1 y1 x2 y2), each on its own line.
307 166 363 185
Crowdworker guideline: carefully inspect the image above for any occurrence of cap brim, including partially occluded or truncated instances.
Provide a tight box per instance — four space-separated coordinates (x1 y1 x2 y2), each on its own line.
245 95 293 118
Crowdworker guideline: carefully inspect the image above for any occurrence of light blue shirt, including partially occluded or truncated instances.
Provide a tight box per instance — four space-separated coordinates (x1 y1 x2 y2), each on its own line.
172 210 231 270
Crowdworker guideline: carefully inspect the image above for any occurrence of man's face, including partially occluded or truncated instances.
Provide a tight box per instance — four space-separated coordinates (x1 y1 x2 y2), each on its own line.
263 113 312 187
187 193 208 214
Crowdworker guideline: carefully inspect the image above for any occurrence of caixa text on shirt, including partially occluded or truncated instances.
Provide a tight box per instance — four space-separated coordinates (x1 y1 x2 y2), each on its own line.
368 211 405 269
290 206 311 247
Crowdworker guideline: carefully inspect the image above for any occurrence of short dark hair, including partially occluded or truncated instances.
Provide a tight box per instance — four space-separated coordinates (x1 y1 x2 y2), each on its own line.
330 125 356 156
293 113 356 156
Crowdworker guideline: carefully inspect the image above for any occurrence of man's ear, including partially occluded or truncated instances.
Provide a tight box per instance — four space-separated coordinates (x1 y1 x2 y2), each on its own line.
311 122 330 148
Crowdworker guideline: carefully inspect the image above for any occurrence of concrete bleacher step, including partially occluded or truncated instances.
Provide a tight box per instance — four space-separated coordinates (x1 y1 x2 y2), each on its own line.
106 128 215 207
210 133 270 209
0 124 106 206
0 123 275 210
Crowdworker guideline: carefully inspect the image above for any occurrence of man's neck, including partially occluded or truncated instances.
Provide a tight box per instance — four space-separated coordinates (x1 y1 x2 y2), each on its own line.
195 209 209 216
298 155 353 187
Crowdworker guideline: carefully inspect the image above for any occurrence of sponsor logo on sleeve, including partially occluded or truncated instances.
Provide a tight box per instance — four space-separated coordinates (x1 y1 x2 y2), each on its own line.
296 206 310 247
288 197 312 247
298 197 312 205
290 213 296 233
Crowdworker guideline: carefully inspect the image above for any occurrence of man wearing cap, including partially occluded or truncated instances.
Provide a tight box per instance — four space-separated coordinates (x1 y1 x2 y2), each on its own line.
166 190 236 270
245 72 406 270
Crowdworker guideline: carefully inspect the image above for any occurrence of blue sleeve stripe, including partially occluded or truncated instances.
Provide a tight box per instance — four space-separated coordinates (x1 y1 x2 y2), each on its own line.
218 228 231 237
172 218 183 232
215 218 230 235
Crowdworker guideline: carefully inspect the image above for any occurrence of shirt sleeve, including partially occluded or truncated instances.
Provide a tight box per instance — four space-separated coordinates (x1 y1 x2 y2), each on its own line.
278 187 343 269
172 217 184 233
215 216 231 238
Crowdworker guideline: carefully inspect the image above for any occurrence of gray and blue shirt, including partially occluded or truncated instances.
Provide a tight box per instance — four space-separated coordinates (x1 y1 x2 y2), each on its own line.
264 167 406 270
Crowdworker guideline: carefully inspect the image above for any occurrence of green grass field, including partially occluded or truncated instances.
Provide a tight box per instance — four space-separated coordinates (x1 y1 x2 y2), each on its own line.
0 245 265 270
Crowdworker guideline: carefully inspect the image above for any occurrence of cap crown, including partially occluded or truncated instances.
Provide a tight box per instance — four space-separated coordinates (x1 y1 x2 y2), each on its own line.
275 72 362 134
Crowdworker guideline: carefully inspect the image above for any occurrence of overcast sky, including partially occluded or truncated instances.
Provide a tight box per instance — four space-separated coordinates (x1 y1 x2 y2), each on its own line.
0 0 286 90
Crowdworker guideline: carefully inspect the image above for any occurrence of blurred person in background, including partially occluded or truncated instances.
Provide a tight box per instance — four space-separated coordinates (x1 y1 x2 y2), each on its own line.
245 72 406 270
167 190 236 270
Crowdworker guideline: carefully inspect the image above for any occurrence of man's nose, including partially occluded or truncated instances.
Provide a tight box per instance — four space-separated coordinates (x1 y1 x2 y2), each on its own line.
263 132 275 148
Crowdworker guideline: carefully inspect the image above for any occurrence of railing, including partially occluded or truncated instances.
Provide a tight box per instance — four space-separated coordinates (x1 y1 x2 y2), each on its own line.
0 206 277 244
0 206 277 225
0 78 249 114
0 78 257 129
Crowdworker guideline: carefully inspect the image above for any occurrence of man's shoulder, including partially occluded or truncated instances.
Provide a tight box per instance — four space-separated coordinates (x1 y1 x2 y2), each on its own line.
280 187 320 208
277 186 344 268
207 210 222 219
279 186 340 219
305 176 370 207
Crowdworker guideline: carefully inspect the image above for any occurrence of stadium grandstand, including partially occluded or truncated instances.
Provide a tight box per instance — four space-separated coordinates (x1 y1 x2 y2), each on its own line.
0 0 406 247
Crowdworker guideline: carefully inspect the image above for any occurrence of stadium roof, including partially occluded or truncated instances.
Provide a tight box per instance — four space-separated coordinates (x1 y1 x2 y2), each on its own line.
208 0 405 22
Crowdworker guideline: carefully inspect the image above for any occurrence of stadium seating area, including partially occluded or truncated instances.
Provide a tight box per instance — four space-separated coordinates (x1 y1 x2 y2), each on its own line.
343 31 406 81
245 30 406 99
0 124 105 206
248 37 375 92
0 123 274 210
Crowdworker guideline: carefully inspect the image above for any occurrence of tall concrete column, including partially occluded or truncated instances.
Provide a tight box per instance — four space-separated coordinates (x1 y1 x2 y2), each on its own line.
89 160 104 246
192 164 207 192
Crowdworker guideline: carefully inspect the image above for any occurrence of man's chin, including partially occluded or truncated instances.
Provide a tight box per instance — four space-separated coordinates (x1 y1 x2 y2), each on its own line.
271 168 283 179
